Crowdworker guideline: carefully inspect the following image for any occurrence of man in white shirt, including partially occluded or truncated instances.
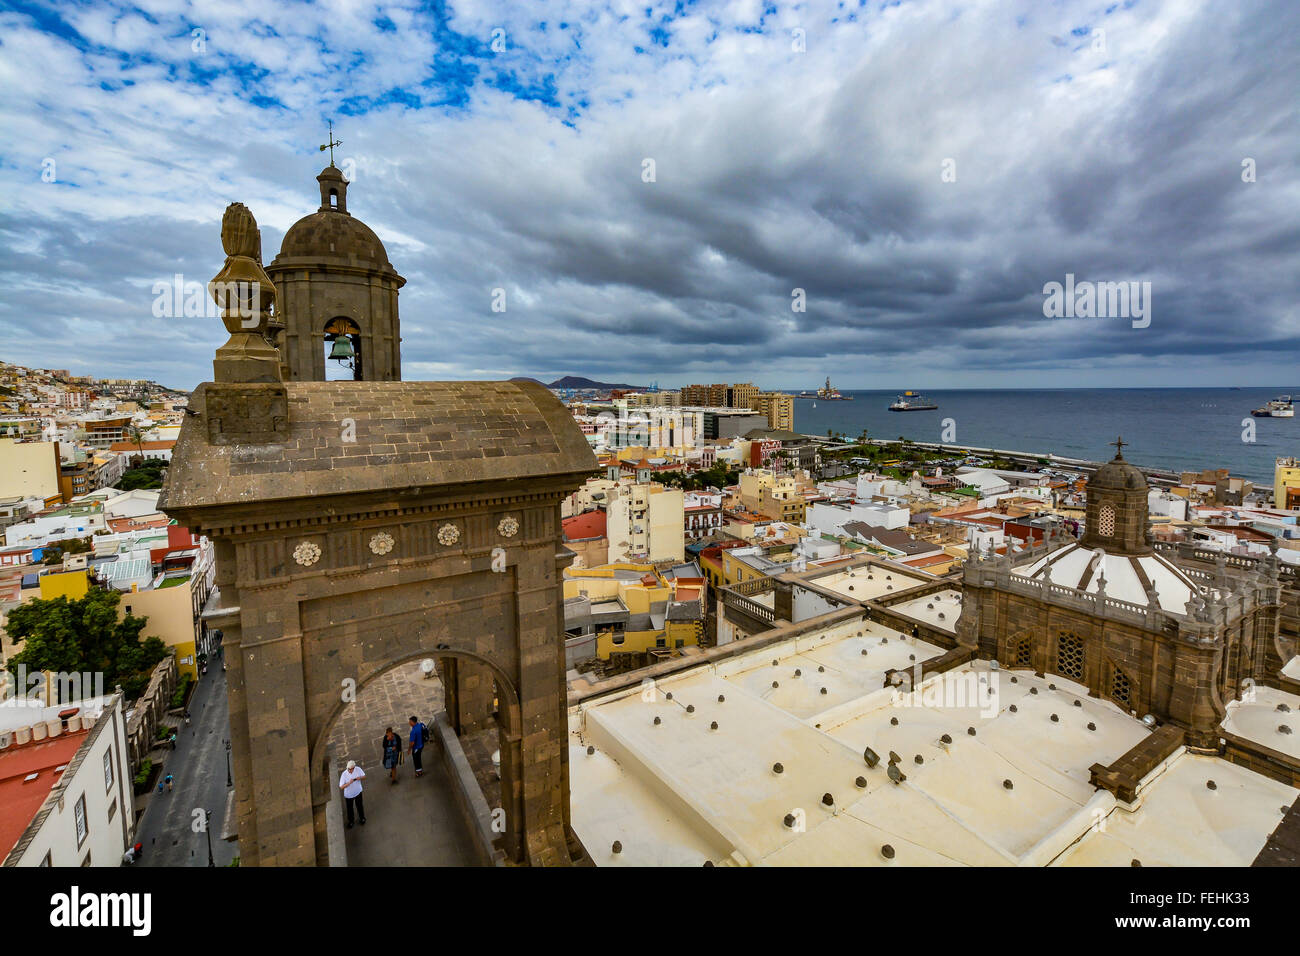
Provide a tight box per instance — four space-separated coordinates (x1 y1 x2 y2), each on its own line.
339 759 367 829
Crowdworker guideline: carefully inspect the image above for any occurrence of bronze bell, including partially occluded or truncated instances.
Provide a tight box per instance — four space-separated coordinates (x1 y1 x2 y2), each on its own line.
328 335 354 361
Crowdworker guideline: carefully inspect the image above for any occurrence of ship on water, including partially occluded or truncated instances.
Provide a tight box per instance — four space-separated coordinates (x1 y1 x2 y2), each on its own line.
796 376 853 400
888 391 938 411
1251 395 1295 418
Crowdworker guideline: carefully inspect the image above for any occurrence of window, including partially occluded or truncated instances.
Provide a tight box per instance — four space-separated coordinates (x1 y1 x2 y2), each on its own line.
1097 505 1116 537
103 747 114 790
1057 632 1085 682
1015 637 1032 668
108 798 117 822
39 851 51 867
74 794 88 848
1110 662 1133 711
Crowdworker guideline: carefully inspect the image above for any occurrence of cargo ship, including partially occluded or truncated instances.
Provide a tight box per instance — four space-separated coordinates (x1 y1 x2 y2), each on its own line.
888 391 938 411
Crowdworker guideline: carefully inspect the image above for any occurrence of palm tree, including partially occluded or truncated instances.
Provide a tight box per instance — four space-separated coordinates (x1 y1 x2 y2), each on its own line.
125 423 148 471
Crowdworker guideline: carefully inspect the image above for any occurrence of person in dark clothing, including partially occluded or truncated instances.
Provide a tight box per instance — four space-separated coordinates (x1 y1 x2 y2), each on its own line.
408 715 426 777
382 727 401 784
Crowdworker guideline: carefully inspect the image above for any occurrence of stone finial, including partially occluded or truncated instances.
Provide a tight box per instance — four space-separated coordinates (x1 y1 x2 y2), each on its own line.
210 202 282 384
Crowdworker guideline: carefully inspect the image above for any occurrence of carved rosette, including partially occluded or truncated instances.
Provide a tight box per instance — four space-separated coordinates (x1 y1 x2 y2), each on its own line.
437 523 461 547
497 516 519 538
369 532 395 556
293 541 321 567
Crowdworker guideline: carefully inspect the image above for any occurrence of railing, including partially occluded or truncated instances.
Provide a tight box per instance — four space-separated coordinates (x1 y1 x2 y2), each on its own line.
721 590 775 624
729 575 776 597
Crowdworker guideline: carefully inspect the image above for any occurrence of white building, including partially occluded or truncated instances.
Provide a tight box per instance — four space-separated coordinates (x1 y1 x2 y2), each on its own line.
806 500 910 539
0 695 134 867
1148 490 1188 521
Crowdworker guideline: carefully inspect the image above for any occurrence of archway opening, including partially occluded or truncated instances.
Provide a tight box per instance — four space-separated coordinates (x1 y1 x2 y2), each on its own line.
323 316 363 381
314 650 522 866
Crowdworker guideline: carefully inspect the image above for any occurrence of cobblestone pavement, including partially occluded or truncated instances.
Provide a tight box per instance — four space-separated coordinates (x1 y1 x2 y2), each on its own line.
326 661 479 866
327 660 445 763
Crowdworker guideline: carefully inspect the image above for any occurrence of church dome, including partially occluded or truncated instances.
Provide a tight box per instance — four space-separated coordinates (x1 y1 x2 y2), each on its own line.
1090 447 1146 490
277 210 393 268
269 166 400 277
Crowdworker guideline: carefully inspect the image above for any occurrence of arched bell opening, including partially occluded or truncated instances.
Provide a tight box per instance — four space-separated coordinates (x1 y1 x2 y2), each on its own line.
323 316 363 380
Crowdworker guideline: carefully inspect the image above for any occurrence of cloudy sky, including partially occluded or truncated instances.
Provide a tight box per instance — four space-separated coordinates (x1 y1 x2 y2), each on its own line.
1 0 1296 391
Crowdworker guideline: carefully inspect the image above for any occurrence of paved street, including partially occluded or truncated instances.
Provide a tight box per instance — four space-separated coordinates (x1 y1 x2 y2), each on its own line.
134 661 239 867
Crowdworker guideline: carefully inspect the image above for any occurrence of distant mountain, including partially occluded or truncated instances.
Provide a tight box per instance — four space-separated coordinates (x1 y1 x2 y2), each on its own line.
545 375 644 390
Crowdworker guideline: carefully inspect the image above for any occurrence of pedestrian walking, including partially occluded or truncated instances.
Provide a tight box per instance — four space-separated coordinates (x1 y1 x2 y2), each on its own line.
382 727 401 784
184 712 191 727
169 732 177 750
339 760 366 828
408 715 427 777
164 773 174 793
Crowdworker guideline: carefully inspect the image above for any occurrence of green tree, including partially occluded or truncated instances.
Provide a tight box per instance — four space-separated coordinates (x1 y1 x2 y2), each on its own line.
119 460 166 491
4 589 167 700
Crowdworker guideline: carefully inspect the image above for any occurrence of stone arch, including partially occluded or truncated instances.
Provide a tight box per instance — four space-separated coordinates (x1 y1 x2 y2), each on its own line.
308 645 525 862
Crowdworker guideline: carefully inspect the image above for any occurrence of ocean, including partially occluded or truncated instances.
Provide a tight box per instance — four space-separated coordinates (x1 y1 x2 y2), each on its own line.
785 388 1300 485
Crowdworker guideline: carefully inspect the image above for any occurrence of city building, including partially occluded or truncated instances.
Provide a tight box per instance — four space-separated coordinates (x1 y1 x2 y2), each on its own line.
606 481 685 564
0 695 134 867
755 392 795 431
1276 457 1300 510
0 439 60 502
563 562 705 665
562 509 609 569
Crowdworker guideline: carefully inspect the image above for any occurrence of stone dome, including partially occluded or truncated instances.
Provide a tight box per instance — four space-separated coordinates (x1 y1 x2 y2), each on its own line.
278 211 392 267
1090 451 1146 490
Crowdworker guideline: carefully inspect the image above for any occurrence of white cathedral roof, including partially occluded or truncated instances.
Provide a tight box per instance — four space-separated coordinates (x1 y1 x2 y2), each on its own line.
1012 542 1212 615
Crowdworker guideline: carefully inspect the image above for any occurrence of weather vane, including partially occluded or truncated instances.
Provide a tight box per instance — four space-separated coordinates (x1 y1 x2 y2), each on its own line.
319 119 342 167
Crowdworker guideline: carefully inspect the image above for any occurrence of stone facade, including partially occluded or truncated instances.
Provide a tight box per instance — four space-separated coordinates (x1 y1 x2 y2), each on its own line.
162 200 596 865
162 380 597 865
955 445 1288 750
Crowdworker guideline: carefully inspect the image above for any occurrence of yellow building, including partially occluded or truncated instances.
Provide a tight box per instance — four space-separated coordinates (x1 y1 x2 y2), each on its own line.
756 392 795 431
564 563 704 659
37 569 91 601
119 578 202 680
739 469 806 523
1275 457 1300 510
729 383 760 411
0 438 61 501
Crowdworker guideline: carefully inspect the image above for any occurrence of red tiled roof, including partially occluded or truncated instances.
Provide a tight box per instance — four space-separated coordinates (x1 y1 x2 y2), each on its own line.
562 510 607 542
107 515 170 533
0 729 88 860
900 553 951 567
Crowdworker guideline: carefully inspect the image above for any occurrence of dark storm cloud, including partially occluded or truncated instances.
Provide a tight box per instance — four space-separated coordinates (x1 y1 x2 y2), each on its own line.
0 0 1296 390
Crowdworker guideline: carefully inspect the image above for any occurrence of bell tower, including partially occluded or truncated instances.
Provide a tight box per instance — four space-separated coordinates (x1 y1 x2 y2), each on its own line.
267 147 404 382
1081 436 1152 555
